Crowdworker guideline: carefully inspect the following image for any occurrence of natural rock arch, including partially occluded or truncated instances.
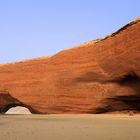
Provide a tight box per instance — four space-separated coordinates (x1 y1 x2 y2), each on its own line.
0 18 140 114
0 91 39 114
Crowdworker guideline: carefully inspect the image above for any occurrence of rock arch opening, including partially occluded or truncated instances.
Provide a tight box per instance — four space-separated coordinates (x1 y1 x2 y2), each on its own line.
5 106 32 114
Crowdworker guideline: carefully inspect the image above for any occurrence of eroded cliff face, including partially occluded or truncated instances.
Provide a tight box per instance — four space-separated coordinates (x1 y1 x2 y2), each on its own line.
0 18 140 114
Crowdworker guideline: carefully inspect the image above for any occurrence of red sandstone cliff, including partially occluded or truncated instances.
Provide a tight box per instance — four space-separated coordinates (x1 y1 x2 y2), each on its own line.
0 18 140 114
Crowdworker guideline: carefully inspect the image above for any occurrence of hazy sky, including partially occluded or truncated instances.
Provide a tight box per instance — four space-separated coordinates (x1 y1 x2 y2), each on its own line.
0 0 140 63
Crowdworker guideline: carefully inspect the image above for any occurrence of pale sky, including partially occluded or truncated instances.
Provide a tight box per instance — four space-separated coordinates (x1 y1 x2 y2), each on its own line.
0 0 140 63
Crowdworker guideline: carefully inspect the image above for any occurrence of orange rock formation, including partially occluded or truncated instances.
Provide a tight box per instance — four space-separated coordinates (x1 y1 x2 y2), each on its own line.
0 18 140 114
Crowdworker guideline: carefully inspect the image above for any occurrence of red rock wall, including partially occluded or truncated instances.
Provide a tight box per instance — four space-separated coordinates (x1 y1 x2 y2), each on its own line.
0 18 140 114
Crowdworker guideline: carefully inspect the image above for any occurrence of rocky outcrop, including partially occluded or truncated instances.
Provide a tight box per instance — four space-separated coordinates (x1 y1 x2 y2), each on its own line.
0 17 140 114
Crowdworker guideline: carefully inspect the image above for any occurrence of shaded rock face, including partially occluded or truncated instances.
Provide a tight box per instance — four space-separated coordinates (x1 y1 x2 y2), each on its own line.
0 18 140 114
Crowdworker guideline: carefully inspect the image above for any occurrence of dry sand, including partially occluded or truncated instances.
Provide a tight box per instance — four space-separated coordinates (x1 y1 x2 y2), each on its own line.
0 114 140 140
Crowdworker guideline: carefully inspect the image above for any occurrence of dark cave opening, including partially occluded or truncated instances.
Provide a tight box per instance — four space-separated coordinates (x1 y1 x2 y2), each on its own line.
116 72 140 86
90 72 140 114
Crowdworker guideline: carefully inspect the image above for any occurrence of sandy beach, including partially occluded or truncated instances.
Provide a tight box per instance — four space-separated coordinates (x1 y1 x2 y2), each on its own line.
0 114 140 140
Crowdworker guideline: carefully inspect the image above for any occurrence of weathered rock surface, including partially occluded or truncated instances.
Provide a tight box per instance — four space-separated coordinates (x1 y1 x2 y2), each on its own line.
0 18 140 114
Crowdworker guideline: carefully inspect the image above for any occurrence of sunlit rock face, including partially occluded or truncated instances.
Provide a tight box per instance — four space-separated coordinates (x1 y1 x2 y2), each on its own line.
5 106 31 114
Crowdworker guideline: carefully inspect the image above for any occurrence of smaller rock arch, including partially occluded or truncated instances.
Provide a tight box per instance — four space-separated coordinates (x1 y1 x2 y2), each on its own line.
0 91 39 114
